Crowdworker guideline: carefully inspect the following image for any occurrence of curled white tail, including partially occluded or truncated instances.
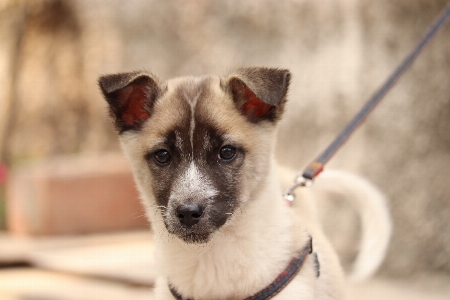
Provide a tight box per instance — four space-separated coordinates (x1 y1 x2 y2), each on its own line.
318 170 392 281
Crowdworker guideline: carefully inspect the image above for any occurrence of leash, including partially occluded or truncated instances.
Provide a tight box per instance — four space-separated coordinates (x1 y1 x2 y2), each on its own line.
284 2 450 203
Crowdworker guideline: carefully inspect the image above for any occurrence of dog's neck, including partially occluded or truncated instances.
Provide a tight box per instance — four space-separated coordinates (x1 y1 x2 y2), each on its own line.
154 160 310 299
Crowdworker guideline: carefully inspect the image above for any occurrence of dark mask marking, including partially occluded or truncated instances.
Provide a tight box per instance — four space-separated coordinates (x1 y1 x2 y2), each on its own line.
145 79 246 242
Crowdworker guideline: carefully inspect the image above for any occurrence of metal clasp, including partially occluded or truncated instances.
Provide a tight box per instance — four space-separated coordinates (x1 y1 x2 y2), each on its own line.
283 175 314 205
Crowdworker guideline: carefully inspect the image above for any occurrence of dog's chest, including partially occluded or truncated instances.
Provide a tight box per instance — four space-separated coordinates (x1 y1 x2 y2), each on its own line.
162 245 319 300
160 211 314 300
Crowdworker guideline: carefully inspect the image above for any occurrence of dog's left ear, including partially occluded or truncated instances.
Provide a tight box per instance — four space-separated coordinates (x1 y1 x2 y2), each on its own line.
226 67 291 123
98 71 162 133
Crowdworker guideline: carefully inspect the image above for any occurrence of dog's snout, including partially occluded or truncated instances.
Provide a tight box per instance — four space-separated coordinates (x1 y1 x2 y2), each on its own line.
176 204 204 227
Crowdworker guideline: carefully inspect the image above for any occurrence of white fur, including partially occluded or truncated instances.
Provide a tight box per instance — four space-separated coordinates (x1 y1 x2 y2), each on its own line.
171 162 218 202
316 170 392 281
278 166 392 282
187 90 200 149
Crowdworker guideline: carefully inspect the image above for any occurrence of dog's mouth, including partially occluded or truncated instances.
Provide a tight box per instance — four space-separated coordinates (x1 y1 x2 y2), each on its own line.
168 225 212 244
163 204 230 244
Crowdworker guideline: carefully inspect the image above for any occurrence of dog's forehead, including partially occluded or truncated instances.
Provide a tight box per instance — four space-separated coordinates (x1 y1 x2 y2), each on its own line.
166 76 217 97
140 75 250 149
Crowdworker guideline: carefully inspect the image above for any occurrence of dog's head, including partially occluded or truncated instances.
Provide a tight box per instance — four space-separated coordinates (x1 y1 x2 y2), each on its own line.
99 67 290 243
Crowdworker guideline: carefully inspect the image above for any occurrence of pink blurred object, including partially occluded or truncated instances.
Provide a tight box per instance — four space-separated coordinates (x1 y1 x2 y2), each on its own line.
0 163 7 185
6 154 148 235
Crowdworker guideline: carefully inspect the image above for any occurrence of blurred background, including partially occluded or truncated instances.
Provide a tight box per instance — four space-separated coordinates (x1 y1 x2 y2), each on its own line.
0 0 449 299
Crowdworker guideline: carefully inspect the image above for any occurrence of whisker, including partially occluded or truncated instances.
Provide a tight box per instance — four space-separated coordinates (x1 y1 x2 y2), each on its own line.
131 213 147 219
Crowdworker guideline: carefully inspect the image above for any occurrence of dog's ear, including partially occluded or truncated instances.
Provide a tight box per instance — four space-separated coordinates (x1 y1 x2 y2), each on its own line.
98 71 162 133
226 67 291 123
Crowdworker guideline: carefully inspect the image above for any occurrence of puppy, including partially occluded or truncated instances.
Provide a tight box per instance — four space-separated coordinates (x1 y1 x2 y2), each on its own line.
99 68 391 300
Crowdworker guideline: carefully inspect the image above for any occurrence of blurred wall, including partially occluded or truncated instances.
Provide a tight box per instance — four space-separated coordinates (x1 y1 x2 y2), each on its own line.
0 0 449 277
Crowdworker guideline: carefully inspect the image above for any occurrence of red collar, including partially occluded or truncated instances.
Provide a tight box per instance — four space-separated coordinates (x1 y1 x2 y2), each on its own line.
169 237 316 300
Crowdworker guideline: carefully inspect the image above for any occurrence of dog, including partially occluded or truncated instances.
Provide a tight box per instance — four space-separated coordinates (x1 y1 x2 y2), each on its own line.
99 67 391 299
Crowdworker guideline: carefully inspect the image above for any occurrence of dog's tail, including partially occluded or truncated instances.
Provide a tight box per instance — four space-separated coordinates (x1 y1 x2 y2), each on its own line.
318 170 392 282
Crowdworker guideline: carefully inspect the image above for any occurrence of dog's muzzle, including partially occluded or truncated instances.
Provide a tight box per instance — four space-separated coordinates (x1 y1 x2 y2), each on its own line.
164 199 231 244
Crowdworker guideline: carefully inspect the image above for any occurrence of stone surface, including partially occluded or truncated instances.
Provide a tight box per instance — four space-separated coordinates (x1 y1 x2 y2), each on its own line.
29 236 156 286
346 275 450 300
0 268 154 300
0 230 155 285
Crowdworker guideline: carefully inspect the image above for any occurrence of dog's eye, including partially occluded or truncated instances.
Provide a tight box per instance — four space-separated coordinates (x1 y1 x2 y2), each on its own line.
154 149 171 164
219 145 236 161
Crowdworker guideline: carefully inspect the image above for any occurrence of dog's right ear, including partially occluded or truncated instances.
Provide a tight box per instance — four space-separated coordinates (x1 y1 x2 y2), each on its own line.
225 67 291 123
98 71 162 133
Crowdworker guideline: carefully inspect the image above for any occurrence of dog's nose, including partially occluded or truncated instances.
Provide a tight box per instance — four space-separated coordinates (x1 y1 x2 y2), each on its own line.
176 204 204 227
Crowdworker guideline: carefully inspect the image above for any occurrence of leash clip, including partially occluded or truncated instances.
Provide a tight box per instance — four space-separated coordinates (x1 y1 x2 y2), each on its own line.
283 175 314 204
